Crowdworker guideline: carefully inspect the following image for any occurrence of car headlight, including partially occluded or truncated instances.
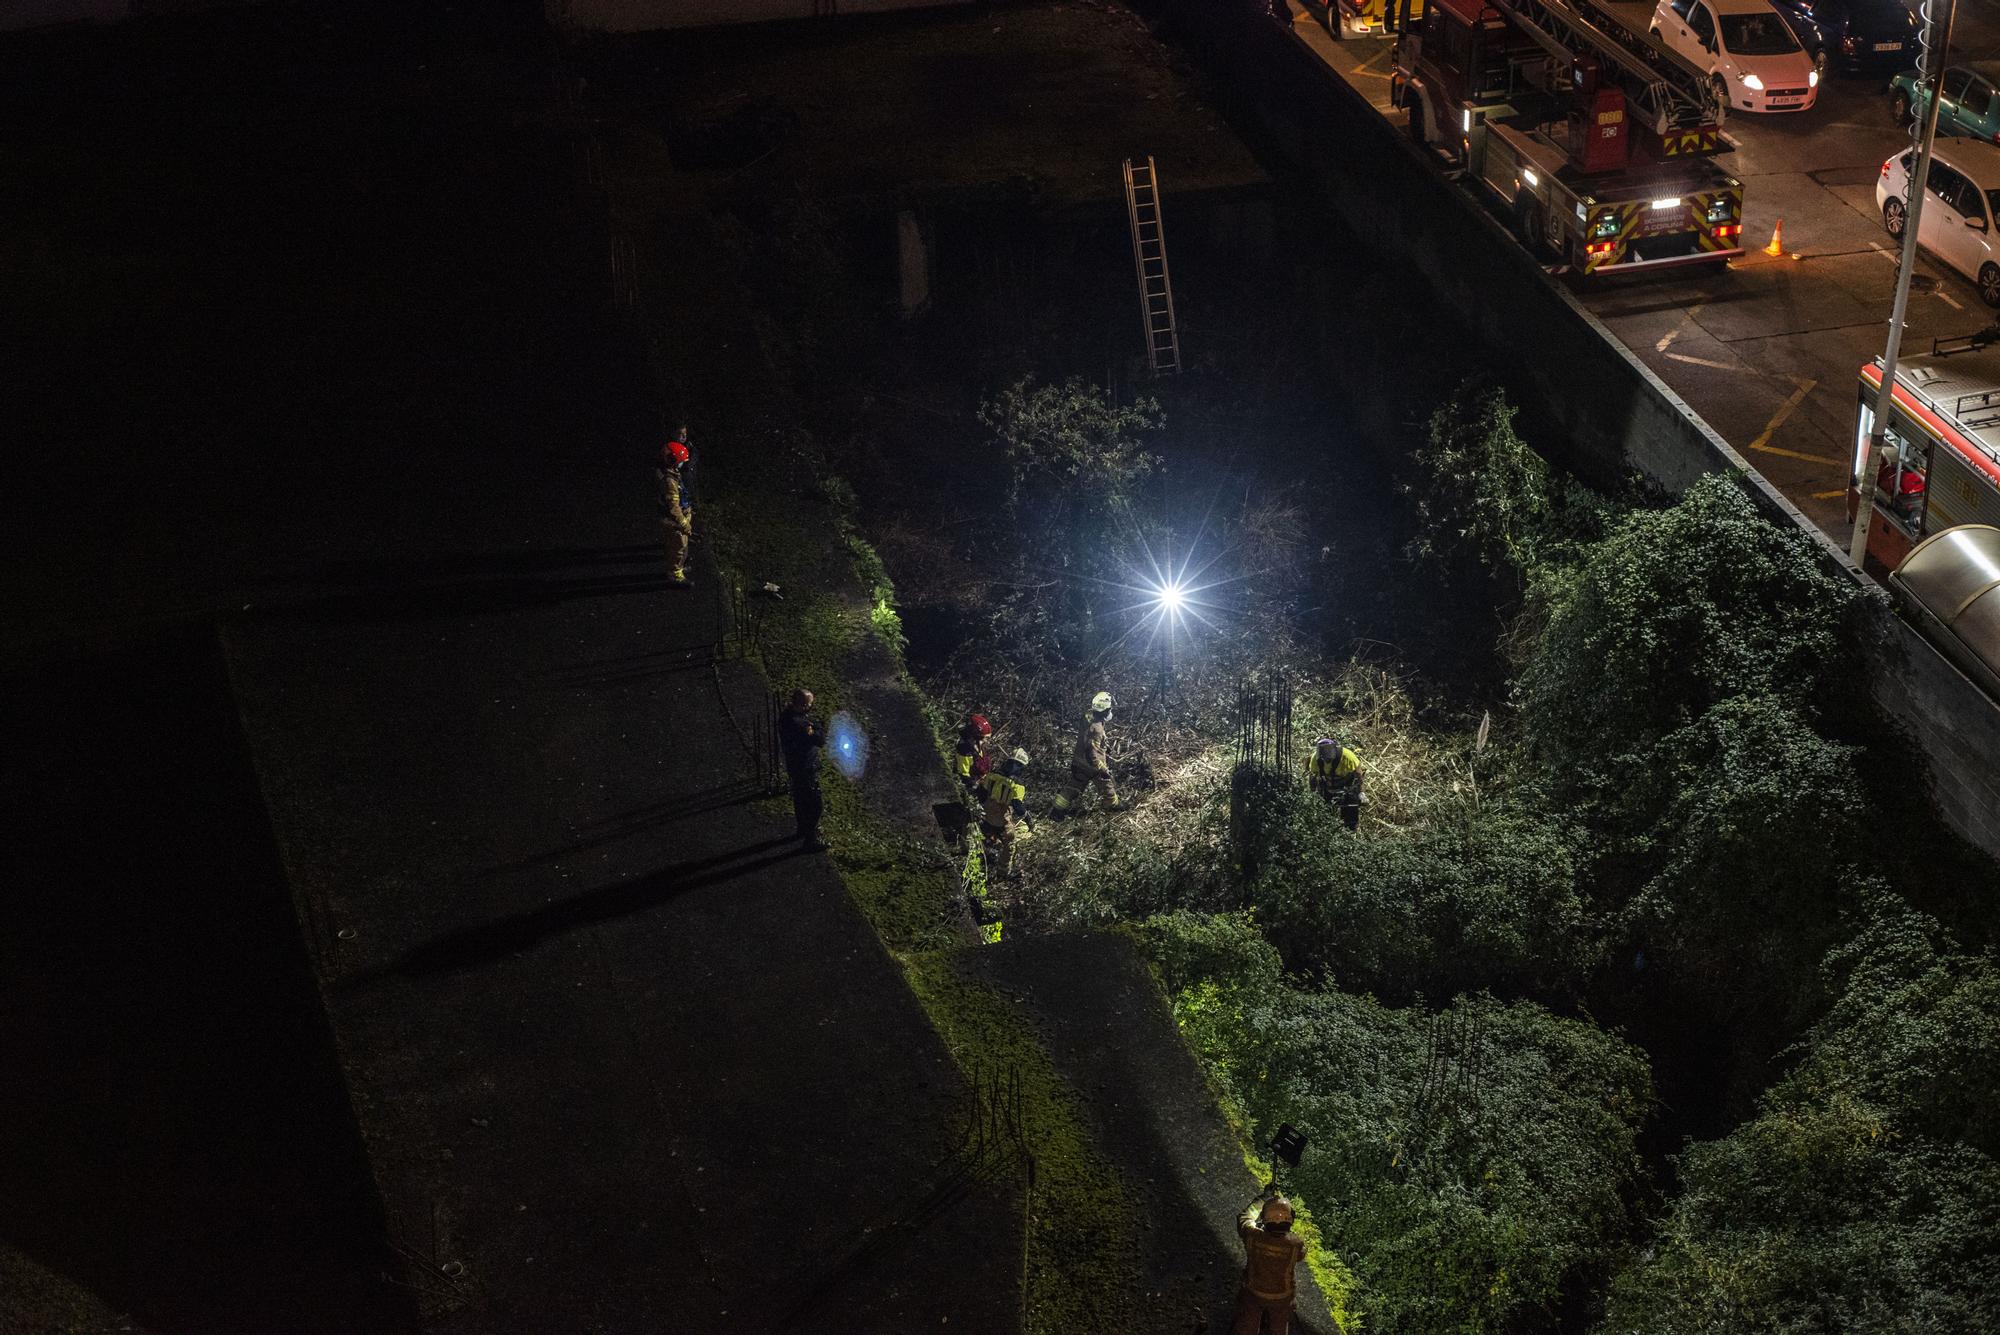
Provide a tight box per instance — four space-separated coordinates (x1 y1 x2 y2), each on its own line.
1742 72 1766 91
1809 70 1820 88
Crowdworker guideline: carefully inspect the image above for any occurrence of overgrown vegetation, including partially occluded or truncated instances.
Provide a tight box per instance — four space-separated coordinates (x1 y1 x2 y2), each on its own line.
658 118 2000 1328
918 373 2000 1332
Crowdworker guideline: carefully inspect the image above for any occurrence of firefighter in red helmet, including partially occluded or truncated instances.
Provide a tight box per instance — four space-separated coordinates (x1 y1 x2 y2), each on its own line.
954 712 994 795
658 436 693 585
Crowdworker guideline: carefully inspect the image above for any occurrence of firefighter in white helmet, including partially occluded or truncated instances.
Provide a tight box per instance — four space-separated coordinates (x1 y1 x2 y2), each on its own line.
975 749 1034 881
1055 690 1121 814
1232 1184 1307 1334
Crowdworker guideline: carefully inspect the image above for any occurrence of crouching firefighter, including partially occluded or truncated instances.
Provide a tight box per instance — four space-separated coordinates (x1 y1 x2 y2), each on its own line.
1308 736 1363 832
976 749 1034 881
1232 1185 1308 1335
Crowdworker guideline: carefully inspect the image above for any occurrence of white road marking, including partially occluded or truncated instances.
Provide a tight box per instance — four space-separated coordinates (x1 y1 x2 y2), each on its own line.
1655 302 1705 352
1664 351 1739 371
1866 241 1965 306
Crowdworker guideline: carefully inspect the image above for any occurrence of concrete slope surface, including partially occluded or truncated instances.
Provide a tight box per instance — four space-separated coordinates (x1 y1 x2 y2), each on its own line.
225 568 1022 1332
958 931 1337 1335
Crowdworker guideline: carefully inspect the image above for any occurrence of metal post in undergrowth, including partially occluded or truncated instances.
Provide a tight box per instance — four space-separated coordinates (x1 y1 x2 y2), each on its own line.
1230 674 1297 884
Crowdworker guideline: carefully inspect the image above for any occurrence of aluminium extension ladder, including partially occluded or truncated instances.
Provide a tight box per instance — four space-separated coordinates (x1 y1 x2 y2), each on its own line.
1122 156 1182 376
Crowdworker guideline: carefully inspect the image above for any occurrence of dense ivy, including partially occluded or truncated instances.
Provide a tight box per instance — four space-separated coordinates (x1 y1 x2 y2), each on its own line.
1246 788 1592 1003
1135 912 1651 1335
1515 474 1856 806
1605 909 2000 1333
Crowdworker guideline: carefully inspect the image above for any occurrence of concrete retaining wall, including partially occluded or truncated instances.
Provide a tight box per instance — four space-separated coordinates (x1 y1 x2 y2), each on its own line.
1163 1 2000 859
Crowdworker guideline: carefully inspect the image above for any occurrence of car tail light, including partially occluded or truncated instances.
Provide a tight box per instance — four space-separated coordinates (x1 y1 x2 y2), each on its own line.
1882 160 1892 177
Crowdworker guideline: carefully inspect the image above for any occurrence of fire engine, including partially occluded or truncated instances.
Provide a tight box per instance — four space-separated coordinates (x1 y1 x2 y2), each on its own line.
1330 0 1424 39
1850 332 2000 573
1390 0 1745 274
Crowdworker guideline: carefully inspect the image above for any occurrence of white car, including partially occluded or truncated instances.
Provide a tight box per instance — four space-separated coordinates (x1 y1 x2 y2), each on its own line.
1878 140 2000 307
1651 0 1819 114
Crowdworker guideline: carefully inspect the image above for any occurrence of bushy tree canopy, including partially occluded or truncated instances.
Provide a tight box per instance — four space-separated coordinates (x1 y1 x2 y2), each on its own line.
979 376 1161 520
1605 909 2000 1334
1515 474 1856 799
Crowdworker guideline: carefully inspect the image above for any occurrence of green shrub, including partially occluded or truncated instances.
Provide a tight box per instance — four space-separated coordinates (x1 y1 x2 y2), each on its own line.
1218 987 1650 1335
1405 381 1612 584
1604 908 2000 1334
1615 694 1868 1028
1514 474 1856 807
1247 786 1594 1001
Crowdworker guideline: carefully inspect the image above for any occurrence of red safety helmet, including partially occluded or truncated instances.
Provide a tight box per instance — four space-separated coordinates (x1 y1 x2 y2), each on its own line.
969 713 992 737
664 439 690 466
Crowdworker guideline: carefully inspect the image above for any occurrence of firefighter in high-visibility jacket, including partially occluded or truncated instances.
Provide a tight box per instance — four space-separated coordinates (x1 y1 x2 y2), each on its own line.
657 438 693 585
976 749 1033 881
954 713 994 794
1055 691 1121 814
1232 1186 1308 1335
1308 737 1363 831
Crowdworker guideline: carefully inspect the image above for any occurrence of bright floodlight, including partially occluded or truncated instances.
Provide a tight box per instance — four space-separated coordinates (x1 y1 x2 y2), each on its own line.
1157 581 1186 613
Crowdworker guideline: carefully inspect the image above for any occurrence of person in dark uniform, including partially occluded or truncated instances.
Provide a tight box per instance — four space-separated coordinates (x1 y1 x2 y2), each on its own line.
778 687 829 852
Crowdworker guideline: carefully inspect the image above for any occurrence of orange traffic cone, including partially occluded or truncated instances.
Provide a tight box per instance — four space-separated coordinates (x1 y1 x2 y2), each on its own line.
1764 219 1785 257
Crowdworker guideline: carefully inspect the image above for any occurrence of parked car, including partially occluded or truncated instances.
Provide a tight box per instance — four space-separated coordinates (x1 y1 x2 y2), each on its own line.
1768 0 1918 77
1651 0 1820 112
1890 61 2000 141
1877 139 2000 305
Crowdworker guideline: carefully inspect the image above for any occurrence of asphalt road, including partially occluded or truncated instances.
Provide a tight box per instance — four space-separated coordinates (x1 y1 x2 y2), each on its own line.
1288 0 2000 541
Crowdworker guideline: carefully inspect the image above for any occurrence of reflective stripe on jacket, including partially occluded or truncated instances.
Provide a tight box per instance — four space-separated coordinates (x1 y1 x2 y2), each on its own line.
1308 747 1360 781
977 770 1027 829
1071 717 1109 776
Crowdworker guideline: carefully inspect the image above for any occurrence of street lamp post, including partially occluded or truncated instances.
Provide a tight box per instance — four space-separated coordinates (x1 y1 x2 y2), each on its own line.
1851 0 1957 568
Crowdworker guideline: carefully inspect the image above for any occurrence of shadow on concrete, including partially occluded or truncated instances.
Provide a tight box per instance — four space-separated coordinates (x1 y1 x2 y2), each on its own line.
251 568 687 625
361 840 812 983
0 628 413 1335
488 780 775 874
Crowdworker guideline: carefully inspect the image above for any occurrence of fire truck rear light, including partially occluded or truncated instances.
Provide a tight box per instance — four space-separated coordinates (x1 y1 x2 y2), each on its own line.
1650 197 1683 210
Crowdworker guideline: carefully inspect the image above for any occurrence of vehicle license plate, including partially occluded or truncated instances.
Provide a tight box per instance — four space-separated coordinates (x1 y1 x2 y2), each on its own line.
1876 42 1902 51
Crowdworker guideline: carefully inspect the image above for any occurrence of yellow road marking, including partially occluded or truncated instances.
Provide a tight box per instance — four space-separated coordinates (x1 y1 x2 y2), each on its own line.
1812 488 1849 499
1752 375 1832 463
1747 440 1842 465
